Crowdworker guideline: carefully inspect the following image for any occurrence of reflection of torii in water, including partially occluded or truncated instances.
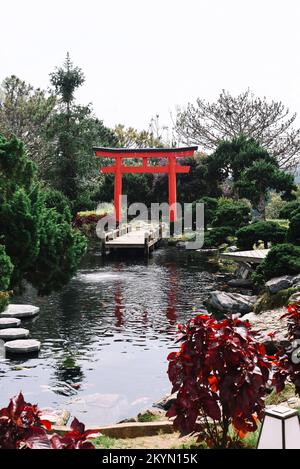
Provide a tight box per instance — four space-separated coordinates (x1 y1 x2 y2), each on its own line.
112 264 178 328
166 263 178 325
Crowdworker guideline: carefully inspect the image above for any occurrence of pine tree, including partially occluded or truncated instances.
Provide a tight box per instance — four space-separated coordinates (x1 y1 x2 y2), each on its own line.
0 133 86 295
48 54 118 209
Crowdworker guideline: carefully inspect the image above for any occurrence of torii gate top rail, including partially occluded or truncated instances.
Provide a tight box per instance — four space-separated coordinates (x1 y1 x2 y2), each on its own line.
94 146 197 222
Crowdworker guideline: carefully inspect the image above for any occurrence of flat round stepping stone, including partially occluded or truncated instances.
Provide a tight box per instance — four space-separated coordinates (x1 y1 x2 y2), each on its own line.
1 304 39 319
0 328 29 340
5 339 41 354
0 318 21 329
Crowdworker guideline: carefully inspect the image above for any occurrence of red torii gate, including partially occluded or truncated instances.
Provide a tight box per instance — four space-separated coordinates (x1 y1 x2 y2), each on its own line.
93 146 197 223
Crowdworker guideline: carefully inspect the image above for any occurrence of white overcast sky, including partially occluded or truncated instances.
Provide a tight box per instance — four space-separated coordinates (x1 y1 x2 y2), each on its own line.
1 0 300 135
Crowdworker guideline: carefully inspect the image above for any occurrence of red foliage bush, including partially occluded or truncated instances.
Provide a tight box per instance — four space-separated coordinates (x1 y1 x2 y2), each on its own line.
167 313 272 448
0 393 95 449
272 302 300 394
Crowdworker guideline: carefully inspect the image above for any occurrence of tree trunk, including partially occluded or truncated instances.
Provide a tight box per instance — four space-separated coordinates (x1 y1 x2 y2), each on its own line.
257 194 266 220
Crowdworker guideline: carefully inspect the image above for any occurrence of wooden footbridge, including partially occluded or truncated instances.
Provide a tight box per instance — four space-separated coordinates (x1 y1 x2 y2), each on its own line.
220 249 269 278
102 223 164 257
221 249 269 264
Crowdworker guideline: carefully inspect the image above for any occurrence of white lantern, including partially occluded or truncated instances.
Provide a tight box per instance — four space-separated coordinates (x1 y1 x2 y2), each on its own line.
257 406 300 449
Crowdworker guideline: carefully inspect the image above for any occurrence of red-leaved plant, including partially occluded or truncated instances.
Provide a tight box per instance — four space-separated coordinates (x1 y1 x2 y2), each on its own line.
0 393 96 449
167 313 272 448
272 301 300 394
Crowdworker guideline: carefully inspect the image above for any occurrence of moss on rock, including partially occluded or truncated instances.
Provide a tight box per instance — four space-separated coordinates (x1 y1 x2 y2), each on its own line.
254 287 299 313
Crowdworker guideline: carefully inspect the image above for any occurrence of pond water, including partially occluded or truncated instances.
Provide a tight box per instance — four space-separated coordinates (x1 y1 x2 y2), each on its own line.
0 246 225 426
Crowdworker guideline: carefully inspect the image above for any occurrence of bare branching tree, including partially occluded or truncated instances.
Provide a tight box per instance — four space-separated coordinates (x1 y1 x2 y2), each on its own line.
175 89 300 169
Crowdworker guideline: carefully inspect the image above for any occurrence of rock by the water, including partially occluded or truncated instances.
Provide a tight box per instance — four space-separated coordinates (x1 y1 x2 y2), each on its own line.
227 246 239 252
0 328 29 340
292 274 300 286
265 276 293 294
208 290 257 314
5 339 41 354
0 318 21 329
242 308 290 354
153 393 177 411
1 304 39 319
39 408 70 426
227 278 253 288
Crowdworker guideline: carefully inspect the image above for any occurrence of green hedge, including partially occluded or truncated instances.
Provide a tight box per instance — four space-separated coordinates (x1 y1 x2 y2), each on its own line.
212 200 251 230
252 243 300 286
279 201 300 220
287 207 300 245
203 226 234 248
236 221 287 250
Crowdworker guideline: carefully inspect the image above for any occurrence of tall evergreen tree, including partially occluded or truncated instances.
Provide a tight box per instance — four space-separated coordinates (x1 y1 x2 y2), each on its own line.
48 53 118 209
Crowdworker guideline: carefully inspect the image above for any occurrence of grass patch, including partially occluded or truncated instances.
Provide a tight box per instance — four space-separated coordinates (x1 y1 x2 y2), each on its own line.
92 434 119 449
265 383 296 406
137 411 160 423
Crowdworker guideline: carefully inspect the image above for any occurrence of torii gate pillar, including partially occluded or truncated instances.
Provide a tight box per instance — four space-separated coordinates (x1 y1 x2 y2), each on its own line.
94 147 197 223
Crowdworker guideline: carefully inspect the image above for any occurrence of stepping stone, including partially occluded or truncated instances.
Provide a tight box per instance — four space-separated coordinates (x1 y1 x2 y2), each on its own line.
1 304 39 319
5 339 41 354
0 328 29 340
0 318 21 329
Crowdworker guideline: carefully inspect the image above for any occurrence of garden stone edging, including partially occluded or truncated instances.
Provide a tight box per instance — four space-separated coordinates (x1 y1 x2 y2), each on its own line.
52 421 175 439
208 291 257 314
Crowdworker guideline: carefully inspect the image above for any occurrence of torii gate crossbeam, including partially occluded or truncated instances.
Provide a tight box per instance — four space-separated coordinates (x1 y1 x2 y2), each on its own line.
94 146 197 223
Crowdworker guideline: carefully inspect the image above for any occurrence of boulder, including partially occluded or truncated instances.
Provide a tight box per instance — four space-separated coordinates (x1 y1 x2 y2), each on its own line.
208 290 257 314
0 328 29 340
265 276 293 294
0 318 21 329
39 408 70 426
1 304 39 319
242 308 289 353
292 274 300 286
227 278 253 288
153 393 177 411
5 339 41 354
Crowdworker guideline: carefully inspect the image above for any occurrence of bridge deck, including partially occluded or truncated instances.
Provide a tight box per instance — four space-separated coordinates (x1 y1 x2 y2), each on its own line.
103 223 162 255
105 229 157 249
220 249 269 264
